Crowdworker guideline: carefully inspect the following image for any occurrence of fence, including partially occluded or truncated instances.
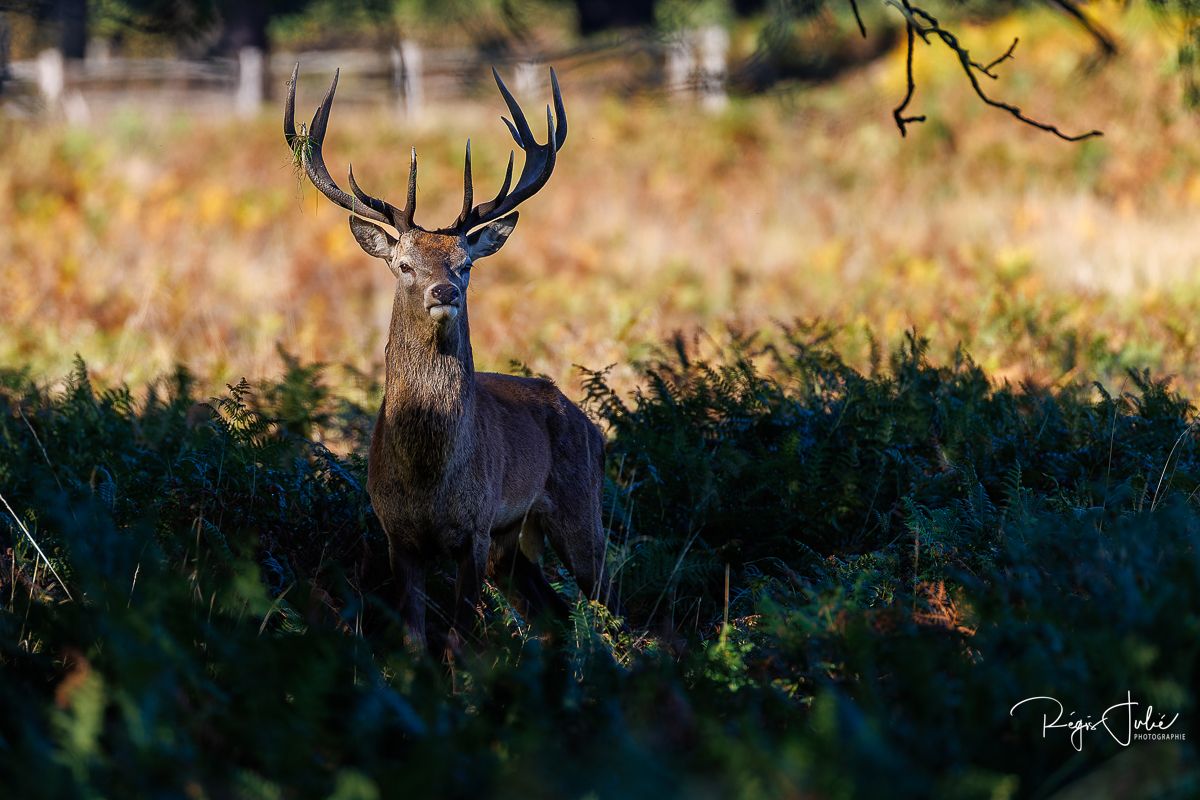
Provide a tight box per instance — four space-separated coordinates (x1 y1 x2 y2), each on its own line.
0 17 9 95
0 28 731 120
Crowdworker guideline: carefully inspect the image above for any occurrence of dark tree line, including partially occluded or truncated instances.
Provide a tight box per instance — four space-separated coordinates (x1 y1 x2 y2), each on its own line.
1 0 378 58
2 0 1198 139
2 0 1138 58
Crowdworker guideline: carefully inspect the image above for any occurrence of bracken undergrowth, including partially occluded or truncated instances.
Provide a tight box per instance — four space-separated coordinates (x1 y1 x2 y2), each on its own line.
1 327 1198 799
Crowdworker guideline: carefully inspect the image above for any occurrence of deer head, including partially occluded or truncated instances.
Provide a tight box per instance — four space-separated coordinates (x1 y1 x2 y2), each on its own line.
284 64 567 339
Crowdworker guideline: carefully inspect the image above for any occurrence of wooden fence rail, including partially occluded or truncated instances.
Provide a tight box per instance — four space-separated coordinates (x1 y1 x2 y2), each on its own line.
0 34 730 119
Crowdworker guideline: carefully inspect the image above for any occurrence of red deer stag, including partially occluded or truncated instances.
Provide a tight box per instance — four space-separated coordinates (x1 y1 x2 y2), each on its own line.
284 64 612 648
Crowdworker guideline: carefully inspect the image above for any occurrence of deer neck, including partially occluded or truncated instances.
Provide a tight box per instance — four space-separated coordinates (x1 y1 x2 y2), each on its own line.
380 305 476 469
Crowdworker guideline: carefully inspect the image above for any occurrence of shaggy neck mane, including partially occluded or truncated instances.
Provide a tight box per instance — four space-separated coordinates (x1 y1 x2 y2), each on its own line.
380 305 476 474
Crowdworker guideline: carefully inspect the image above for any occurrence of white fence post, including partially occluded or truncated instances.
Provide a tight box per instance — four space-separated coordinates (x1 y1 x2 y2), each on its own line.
697 25 729 112
514 60 542 97
37 48 64 106
87 37 113 65
395 39 423 118
391 46 402 104
236 46 265 117
665 33 695 98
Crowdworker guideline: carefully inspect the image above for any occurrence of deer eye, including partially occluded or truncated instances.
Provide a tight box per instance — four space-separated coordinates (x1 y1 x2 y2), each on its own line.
397 261 414 275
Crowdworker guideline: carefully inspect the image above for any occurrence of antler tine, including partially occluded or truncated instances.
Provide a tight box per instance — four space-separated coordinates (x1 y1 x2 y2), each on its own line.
283 64 405 230
529 104 558 193
456 140 473 228
493 151 515 207
348 163 404 223
308 67 337 143
493 67 534 146
284 62 300 147
500 117 522 147
447 67 567 234
550 67 567 149
403 147 417 229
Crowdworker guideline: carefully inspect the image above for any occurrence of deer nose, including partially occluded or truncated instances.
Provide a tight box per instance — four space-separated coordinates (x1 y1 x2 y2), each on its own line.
427 283 460 308
425 283 461 323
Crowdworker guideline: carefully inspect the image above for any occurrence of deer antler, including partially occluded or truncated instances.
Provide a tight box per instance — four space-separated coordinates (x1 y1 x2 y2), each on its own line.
446 67 567 234
284 64 564 235
284 63 417 231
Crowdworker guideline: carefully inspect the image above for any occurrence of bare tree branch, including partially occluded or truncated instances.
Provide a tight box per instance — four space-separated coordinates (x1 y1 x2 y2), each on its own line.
982 37 1019 76
1044 0 1118 58
886 0 1102 142
893 17 925 136
848 0 867 39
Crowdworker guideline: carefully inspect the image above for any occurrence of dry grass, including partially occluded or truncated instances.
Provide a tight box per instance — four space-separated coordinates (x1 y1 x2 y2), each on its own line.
3 7 1200 396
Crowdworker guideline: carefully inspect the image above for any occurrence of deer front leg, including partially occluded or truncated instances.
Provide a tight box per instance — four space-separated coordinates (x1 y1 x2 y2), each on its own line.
391 548 427 651
448 534 489 652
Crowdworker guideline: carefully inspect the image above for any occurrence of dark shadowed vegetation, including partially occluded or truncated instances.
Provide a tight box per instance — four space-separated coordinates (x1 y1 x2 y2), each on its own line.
1 329 1197 798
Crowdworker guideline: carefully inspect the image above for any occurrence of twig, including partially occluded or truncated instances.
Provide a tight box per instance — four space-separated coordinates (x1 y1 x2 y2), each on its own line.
258 583 296 635
720 562 730 644
17 407 65 493
1150 420 1198 512
983 38 1020 76
0 489 74 602
887 0 1101 142
631 528 703 650
1044 0 1117 58
848 0 867 39
893 16 925 136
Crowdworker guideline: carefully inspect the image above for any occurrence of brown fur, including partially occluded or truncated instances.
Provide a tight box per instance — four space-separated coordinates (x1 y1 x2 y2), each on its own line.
361 226 612 648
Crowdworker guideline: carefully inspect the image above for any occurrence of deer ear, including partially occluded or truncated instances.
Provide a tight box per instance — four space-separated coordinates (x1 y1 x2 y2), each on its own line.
349 216 397 261
467 212 519 261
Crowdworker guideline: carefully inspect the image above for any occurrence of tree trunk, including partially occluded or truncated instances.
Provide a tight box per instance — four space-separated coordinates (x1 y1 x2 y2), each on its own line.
219 0 270 53
57 0 86 60
573 0 655 36
218 1 270 104
0 15 10 93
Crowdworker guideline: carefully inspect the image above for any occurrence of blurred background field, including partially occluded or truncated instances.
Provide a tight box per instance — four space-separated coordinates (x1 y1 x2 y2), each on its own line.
3 2 1200 399
5 4 1200 797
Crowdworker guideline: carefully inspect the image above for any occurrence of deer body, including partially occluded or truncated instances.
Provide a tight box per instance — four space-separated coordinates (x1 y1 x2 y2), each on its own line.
286 67 611 646
366 243 608 642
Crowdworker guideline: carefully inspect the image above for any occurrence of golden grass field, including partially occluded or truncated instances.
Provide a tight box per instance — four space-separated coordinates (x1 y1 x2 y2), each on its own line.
3 6 1200 399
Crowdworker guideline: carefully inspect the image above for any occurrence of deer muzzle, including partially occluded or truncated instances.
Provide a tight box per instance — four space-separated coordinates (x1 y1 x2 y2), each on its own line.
426 283 461 323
